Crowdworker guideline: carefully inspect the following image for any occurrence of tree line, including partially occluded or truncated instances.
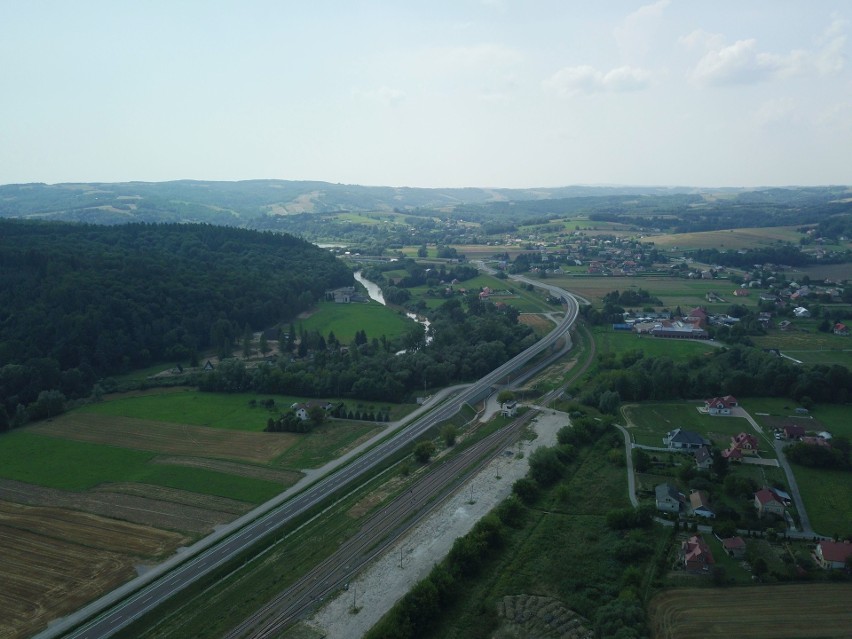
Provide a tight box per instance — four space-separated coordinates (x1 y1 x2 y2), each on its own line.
199 295 534 403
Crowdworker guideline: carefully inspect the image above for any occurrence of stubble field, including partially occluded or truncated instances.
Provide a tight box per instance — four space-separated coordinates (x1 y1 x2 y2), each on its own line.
650 584 852 638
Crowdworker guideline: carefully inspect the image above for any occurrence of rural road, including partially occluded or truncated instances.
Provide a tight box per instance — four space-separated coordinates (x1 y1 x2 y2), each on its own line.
41 279 581 639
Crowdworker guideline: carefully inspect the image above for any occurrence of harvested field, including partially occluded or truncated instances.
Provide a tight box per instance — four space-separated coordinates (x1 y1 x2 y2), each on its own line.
0 500 187 556
94 483 254 516
152 456 302 485
0 524 131 639
31 413 296 463
650 584 852 638
0 479 240 533
519 313 557 335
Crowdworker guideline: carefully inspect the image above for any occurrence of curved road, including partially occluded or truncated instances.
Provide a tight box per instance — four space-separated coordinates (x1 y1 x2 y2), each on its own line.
47 282 581 639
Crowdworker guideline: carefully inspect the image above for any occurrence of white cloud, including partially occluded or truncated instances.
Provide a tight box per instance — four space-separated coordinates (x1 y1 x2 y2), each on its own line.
815 15 848 75
614 0 670 60
353 86 406 106
683 17 848 86
543 65 652 97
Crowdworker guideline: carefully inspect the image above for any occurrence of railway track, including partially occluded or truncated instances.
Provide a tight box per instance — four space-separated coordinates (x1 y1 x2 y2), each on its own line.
227 411 537 639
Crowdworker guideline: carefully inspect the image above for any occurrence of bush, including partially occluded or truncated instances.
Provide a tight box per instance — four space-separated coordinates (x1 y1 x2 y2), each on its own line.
512 477 539 504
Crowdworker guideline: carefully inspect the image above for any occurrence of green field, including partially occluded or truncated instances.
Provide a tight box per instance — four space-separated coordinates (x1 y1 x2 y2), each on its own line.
789 465 852 535
651 226 803 250
297 300 413 342
81 390 290 431
549 274 756 310
594 327 718 360
0 432 281 502
273 420 385 469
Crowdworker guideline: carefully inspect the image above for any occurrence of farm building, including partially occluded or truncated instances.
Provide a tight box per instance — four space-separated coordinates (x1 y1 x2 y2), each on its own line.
689 490 715 518
721 536 746 559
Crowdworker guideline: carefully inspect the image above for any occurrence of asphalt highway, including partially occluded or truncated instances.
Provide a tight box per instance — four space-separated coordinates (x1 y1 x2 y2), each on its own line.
51 286 579 639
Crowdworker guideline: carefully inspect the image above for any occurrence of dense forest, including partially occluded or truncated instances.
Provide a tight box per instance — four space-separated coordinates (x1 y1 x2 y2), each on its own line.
0 221 351 426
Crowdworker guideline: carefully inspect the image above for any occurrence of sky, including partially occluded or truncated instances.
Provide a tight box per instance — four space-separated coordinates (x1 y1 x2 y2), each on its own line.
1 1 850 189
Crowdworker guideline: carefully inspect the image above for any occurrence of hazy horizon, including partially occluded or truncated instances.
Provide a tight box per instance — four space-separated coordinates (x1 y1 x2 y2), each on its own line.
2 1 851 189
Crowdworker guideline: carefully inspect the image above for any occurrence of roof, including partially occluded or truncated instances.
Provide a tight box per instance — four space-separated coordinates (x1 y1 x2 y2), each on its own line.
722 536 746 551
690 490 711 510
655 483 683 502
818 540 852 564
667 429 707 445
755 488 782 505
706 395 737 408
784 424 806 437
682 535 714 565
694 446 712 464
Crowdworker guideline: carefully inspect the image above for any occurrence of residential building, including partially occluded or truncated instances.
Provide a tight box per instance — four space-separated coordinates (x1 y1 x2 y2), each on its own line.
694 445 713 471
754 488 785 517
682 535 715 573
723 432 759 460
663 428 709 450
689 490 715 518
655 483 685 513
705 395 738 416
815 540 852 570
721 536 746 559
783 424 806 440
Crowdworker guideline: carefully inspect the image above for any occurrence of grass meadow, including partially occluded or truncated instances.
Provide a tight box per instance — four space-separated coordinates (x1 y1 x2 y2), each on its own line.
593 326 718 360
297 300 413 342
0 431 281 502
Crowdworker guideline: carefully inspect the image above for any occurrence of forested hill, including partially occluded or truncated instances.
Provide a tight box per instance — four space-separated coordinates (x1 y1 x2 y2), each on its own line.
0 221 351 423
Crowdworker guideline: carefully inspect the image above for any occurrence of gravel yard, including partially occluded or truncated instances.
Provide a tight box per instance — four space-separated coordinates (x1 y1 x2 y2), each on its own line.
306 407 569 638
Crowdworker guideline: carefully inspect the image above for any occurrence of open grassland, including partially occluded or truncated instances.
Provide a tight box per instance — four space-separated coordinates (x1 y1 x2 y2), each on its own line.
32 413 295 463
746 399 852 438
548 274 749 309
82 390 285 431
593 326 718 359
786 465 852 535
753 328 852 366
0 431 282 503
650 584 852 639
650 226 803 250
0 501 188 639
273 420 385 469
297 300 412 342
788 262 852 281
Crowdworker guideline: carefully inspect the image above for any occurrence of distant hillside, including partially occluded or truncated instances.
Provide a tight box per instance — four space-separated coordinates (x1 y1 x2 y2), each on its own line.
0 180 699 224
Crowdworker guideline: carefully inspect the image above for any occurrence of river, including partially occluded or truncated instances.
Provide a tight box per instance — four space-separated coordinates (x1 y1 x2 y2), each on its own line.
353 271 431 345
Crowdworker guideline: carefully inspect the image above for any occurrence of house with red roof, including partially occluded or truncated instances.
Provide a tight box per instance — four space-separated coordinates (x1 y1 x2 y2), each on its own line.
721 536 747 559
815 540 852 570
754 488 785 517
723 432 759 460
834 322 849 336
705 395 738 415
783 424 806 440
682 535 715 573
